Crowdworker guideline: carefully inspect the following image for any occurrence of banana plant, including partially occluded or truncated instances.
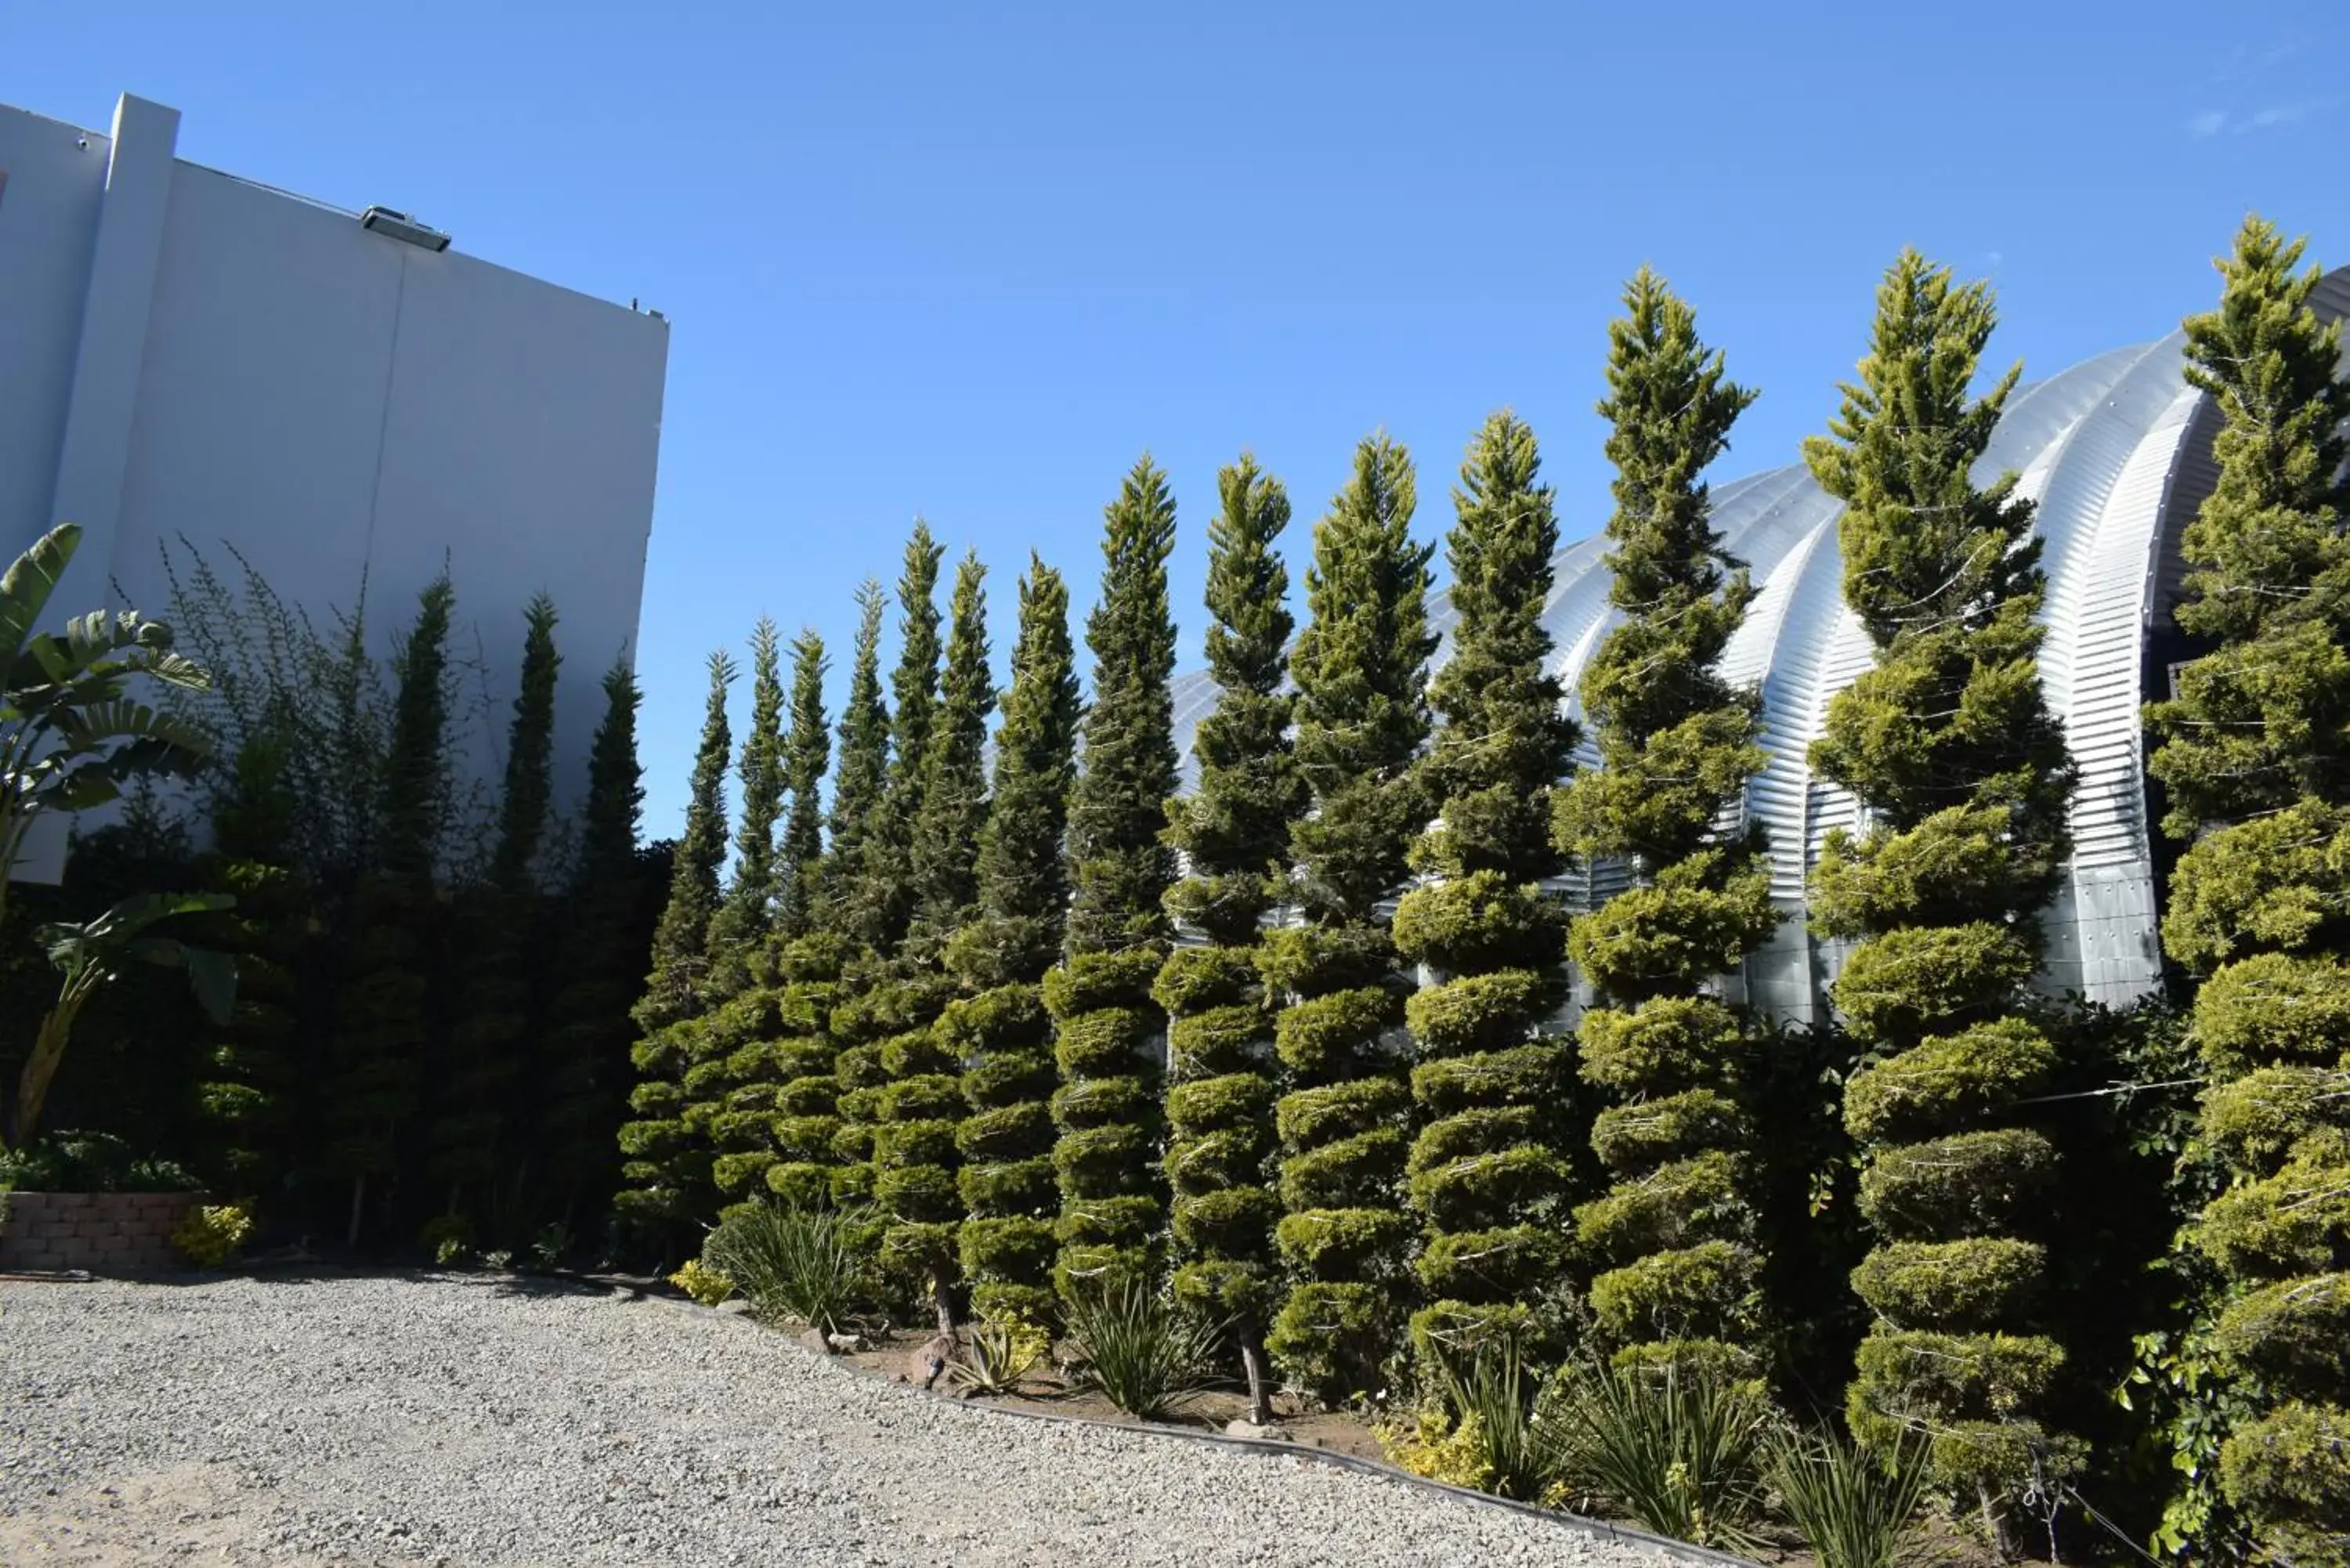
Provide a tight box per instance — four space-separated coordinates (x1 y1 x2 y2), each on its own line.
2 522 215 934
5 891 238 1154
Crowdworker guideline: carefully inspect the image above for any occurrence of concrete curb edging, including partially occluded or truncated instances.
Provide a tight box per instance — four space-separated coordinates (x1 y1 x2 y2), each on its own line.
645 1293 1764 1568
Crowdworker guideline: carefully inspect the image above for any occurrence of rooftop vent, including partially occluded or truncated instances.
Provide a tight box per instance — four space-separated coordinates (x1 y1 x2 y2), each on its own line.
359 207 450 252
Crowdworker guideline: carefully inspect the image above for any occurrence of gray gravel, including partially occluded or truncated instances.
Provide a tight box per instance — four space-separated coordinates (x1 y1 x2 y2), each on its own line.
1 1272 1691 1567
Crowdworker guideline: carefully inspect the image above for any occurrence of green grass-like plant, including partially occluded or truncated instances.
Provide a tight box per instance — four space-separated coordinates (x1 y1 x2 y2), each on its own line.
702 1201 876 1333
1062 1277 1227 1422
1428 1341 1561 1503
1768 1424 1934 1568
1551 1359 1775 1550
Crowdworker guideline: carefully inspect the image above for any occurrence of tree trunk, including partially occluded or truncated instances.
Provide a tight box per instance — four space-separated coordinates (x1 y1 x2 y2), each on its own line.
1240 1332 1274 1427
346 1172 367 1251
930 1262 957 1341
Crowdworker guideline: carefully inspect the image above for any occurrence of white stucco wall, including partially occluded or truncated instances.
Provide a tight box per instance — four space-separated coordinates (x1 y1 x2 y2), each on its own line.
1 94 670 880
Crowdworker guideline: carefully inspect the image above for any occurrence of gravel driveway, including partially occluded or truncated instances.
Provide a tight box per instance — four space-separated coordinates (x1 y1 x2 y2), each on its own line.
1 1272 1693 1567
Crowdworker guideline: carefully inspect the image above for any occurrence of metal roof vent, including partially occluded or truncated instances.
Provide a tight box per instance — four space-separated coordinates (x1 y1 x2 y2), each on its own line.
359 207 450 252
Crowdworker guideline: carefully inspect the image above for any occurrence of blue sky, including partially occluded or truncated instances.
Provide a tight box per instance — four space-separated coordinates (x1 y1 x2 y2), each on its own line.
10 1 2346 839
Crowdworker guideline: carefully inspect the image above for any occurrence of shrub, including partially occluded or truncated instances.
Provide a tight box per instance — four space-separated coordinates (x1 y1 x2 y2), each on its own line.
700 1201 875 1331
171 1202 254 1268
1769 1423 1934 1568
1549 1358 1774 1551
942 1317 1050 1396
1062 1277 1227 1421
668 1256 736 1306
1383 1342 1561 1503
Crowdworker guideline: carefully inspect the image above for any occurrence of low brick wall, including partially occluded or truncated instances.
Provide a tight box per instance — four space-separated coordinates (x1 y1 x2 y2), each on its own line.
0 1190 204 1274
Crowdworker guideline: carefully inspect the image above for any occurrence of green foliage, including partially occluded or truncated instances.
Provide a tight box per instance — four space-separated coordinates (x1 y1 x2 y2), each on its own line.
1549 1358 1775 1550
819 582 890 926
1397 412 1581 1373
1063 1277 1228 1421
850 522 945 956
707 617 787 966
942 1317 1050 1396
1799 249 2080 1511
1768 1425 1934 1568
907 553 993 955
171 1201 254 1268
702 1201 877 1331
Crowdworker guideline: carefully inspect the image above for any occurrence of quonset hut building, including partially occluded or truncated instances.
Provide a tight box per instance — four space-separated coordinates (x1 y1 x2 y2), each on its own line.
1171 267 2350 1026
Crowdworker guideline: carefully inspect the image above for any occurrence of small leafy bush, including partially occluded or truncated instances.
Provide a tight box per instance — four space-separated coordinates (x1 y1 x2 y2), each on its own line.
701 1201 875 1332
0 1130 201 1193
1769 1423 1933 1568
1550 1358 1775 1551
1415 1342 1560 1503
1062 1277 1227 1421
171 1203 253 1268
668 1256 736 1306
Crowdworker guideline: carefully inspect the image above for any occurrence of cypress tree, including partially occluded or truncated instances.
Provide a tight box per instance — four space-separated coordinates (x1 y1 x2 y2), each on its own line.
1049 457 1180 1299
947 556 1082 1325
774 630 830 940
432 594 563 1231
1554 272 1777 1378
817 588 891 1209
851 523 945 955
540 659 648 1234
324 573 456 1247
1157 453 1303 1422
194 730 309 1213
708 617 788 966
613 649 736 1245
1392 414 1581 1362
1265 434 1435 1397
2142 216 2350 1563
879 551 994 1330
821 582 891 929
1803 251 2080 1521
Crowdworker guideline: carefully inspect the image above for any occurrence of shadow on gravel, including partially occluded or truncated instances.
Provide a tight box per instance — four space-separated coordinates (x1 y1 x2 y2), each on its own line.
48 1262 654 1299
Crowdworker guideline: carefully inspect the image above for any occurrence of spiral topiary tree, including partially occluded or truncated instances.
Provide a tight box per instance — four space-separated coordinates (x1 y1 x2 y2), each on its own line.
2142 216 2350 1564
948 556 1082 1327
1392 412 1581 1365
1553 270 1777 1378
1050 457 1180 1300
877 553 993 1331
616 649 736 1247
1264 433 1434 1399
1158 453 1304 1422
1803 250 2079 1526
761 931 853 1211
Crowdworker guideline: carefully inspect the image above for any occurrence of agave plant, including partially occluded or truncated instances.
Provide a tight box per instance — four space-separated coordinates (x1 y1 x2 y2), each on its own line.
942 1319 1050 1397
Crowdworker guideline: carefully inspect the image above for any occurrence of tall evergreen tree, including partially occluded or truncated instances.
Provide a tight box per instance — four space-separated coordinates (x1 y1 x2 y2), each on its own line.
2142 216 2350 1565
820 582 891 927
432 594 565 1229
1803 251 2079 1526
709 617 788 964
613 649 736 1246
324 573 456 1247
1050 457 1180 1298
1393 413 1582 1361
948 557 1083 1324
1265 434 1435 1397
1157 453 1301 1421
851 523 945 955
1554 273 1777 1377
540 659 649 1234
193 731 309 1215
773 630 830 940
879 551 994 1330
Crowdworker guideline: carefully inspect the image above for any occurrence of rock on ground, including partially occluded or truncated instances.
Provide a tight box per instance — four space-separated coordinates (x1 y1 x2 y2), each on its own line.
0 1272 1688 1567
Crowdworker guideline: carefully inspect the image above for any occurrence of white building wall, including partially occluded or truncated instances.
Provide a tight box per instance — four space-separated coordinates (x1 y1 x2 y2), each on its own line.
1 94 670 880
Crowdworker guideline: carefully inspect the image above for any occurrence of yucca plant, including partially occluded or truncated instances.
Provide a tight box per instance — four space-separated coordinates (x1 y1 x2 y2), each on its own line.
701 1201 875 1334
942 1318 1049 1397
1062 1277 1227 1422
1428 1341 1563 1503
1550 1358 1776 1551
1770 1424 1934 1568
